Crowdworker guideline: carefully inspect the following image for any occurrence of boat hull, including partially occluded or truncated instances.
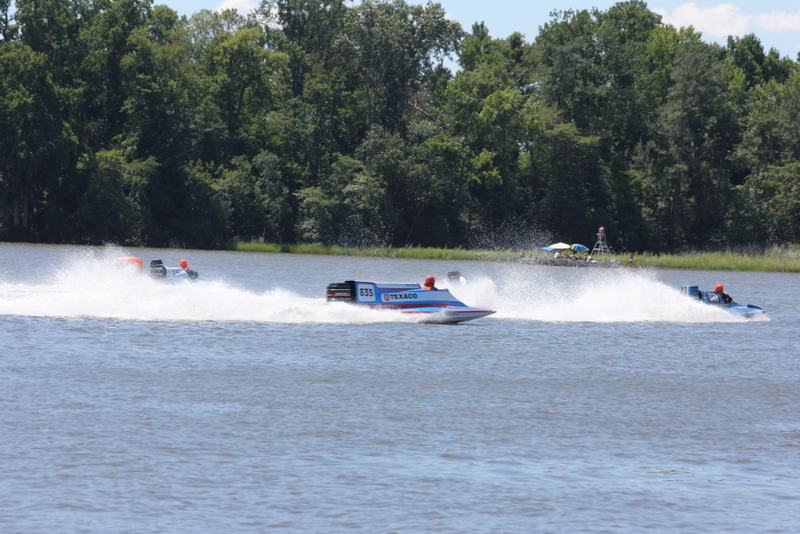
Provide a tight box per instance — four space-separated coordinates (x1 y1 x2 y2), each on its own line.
396 306 496 324
725 304 765 318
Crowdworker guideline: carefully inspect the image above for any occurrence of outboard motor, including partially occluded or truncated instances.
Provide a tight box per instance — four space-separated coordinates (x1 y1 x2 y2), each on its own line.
326 282 355 302
149 259 167 279
681 285 700 298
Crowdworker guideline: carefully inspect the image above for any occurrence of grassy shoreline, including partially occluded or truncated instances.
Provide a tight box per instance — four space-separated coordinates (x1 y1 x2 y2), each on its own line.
228 241 800 273
629 251 800 272
229 242 522 261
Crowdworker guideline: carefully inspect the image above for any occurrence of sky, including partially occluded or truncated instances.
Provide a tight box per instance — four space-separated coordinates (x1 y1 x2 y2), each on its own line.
162 0 800 60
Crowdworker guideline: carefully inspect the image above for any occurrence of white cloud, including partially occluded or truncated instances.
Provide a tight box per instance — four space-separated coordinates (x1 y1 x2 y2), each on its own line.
753 11 800 32
657 3 800 38
656 2 751 38
215 0 258 15
653 3 800 56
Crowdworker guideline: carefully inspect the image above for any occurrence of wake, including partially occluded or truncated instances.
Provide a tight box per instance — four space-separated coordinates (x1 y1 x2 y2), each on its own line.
441 267 768 323
0 252 408 324
0 250 766 324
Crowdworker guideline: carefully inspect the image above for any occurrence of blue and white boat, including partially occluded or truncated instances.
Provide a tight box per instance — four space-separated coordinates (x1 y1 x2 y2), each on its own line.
148 259 207 283
681 285 765 318
326 280 494 324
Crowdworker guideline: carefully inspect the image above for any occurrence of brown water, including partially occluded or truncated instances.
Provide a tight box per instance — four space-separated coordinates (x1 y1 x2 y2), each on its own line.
1 243 797 533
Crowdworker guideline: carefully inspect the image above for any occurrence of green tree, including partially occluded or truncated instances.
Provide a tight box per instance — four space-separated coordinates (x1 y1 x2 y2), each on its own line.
76 0 153 147
639 24 702 112
294 186 341 244
726 33 797 90
637 41 736 249
535 8 600 131
1 0 17 42
0 42 74 237
521 107 601 241
726 34 767 90
201 26 288 159
212 151 292 242
593 0 661 149
73 150 139 244
259 0 348 98
345 0 462 134
731 71 800 242
183 9 249 62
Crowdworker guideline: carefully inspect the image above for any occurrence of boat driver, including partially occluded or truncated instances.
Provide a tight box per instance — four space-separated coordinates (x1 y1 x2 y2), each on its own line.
447 270 467 285
423 275 437 290
714 284 733 304
179 259 200 280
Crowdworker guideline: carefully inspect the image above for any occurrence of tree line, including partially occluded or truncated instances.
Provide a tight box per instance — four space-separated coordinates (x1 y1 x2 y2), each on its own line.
1 0 799 252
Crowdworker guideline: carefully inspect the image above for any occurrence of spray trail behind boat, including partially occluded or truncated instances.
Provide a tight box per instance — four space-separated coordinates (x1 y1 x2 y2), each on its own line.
439 266 767 323
0 247 767 324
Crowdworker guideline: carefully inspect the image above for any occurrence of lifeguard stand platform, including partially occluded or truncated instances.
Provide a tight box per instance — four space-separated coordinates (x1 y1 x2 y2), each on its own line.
591 227 610 257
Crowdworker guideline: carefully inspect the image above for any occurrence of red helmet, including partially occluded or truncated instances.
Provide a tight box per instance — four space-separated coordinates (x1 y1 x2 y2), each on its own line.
424 275 435 286
715 284 724 293
179 259 188 269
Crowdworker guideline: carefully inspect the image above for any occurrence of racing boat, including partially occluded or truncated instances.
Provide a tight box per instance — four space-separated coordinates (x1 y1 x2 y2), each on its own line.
326 280 495 323
148 259 207 282
681 285 765 318
114 256 207 282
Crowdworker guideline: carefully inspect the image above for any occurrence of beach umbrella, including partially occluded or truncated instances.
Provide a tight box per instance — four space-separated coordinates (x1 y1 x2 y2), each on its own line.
539 246 557 251
548 242 571 250
571 244 589 251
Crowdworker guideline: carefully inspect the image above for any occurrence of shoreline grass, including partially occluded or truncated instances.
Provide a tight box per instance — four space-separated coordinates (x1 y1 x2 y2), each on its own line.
629 251 800 272
228 241 800 272
228 241 522 262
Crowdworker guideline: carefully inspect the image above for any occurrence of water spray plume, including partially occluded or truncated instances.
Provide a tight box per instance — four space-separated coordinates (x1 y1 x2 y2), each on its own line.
0 248 765 324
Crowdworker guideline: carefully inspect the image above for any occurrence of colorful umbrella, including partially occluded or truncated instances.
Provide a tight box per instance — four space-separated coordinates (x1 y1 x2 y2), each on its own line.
571 244 589 251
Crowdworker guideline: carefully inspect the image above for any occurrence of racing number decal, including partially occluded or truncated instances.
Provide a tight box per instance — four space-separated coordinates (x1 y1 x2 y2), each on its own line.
356 284 376 302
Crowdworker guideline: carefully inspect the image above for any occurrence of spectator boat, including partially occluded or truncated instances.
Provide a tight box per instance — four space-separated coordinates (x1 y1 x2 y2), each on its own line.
326 280 494 323
681 285 765 318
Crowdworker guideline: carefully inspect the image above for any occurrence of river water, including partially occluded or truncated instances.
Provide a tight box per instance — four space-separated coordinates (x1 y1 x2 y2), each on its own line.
1 243 798 533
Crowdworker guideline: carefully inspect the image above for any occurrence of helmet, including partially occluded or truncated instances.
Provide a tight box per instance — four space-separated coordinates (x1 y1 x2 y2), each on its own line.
179 259 188 269
715 284 724 293
424 275 435 286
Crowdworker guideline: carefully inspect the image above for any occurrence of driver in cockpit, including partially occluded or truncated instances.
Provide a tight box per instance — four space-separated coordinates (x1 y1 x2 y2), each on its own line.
179 259 200 280
714 284 733 304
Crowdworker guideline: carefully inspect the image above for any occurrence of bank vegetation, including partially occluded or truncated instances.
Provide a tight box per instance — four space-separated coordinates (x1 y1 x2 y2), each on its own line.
2 0 799 256
230 240 800 272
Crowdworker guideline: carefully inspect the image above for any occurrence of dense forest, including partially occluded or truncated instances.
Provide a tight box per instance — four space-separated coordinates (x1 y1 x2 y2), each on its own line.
1 0 799 252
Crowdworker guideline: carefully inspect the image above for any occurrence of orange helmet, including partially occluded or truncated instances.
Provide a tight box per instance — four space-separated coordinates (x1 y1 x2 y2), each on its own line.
179 259 188 269
424 275 435 287
715 284 724 293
